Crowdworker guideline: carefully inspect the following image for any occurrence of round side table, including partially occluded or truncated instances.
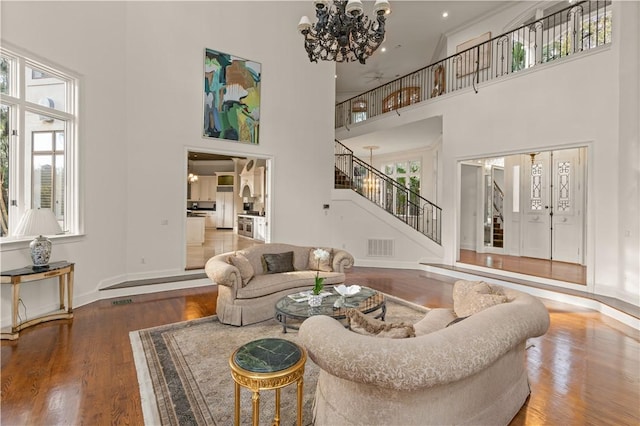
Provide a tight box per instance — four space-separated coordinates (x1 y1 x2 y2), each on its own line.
229 338 307 426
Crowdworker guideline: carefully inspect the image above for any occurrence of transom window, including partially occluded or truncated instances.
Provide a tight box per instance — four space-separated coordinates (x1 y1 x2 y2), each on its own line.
0 45 79 240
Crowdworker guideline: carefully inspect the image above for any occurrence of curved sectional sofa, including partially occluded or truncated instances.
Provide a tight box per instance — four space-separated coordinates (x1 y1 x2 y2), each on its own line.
299 279 550 425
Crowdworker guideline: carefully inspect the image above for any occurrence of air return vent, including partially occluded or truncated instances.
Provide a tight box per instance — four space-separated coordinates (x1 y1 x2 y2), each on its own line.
367 239 394 257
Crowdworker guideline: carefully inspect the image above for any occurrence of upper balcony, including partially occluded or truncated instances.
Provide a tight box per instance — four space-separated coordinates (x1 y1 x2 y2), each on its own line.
335 0 612 129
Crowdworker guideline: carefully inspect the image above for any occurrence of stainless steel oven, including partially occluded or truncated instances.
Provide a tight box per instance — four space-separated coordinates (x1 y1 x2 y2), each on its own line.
238 216 254 238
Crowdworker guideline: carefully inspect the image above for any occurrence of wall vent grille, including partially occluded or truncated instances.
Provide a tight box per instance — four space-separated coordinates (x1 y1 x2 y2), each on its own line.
367 239 394 257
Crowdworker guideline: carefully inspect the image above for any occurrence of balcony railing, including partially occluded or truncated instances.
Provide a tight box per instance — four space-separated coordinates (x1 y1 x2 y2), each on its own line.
335 140 442 244
336 0 611 128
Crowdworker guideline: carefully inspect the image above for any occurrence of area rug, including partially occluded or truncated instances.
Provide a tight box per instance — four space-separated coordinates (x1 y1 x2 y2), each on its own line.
130 295 428 426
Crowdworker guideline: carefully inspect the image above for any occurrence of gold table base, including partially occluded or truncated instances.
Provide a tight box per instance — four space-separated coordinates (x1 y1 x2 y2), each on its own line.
229 343 307 426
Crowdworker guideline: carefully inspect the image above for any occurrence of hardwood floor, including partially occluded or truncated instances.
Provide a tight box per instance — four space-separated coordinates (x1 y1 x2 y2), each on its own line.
459 249 587 285
2 268 638 425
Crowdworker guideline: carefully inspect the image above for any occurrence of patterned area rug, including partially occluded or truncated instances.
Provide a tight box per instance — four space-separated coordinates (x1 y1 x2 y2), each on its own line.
130 295 428 426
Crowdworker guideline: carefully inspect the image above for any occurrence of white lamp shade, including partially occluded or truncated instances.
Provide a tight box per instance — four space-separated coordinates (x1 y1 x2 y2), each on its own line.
298 15 312 32
14 208 63 237
374 0 391 14
346 0 363 16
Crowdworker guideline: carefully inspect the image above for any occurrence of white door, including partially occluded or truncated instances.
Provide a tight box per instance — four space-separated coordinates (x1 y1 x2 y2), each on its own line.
551 149 584 263
521 148 585 263
522 152 551 259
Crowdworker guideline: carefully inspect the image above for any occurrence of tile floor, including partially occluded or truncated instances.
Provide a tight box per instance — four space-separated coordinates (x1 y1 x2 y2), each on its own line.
186 229 262 270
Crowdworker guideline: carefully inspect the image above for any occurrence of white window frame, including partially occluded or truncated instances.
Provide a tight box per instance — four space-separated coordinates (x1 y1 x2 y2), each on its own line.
0 44 81 248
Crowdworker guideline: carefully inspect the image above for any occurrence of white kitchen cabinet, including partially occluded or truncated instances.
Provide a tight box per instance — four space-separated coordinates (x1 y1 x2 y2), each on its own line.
204 211 217 229
188 176 216 201
253 216 266 241
197 176 216 201
188 180 200 201
186 217 205 245
216 191 234 228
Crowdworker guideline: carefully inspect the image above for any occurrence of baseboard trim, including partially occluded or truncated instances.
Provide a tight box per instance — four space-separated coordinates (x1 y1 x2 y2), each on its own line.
422 264 639 330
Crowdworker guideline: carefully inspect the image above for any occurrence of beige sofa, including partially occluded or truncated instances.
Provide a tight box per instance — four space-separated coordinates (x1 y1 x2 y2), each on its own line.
299 280 550 426
205 243 354 326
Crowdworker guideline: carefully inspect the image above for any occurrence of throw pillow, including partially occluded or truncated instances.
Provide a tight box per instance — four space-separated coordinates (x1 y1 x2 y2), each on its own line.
307 247 333 272
261 252 295 274
346 309 416 338
453 290 508 317
228 253 254 287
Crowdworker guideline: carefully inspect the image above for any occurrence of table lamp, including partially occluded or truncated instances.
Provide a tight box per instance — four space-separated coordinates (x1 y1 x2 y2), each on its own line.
13 208 63 267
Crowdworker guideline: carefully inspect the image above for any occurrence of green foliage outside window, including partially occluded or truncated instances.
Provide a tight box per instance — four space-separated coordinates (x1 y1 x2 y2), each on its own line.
512 42 525 72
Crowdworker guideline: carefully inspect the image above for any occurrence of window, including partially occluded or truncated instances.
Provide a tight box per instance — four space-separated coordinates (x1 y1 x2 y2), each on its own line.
383 159 421 216
0 46 79 240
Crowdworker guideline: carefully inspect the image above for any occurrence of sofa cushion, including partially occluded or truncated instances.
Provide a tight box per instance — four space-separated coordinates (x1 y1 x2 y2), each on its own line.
261 252 295 274
346 309 415 338
236 271 345 299
454 281 508 317
308 248 333 272
239 244 311 274
227 253 254 287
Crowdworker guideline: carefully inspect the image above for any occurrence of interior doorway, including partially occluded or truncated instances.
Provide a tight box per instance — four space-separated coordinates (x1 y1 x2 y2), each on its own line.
184 150 270 270
458 147 587 283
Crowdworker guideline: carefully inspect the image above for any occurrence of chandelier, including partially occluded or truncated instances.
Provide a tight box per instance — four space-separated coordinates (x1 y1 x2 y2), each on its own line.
297 0 391 64
188 173 199 183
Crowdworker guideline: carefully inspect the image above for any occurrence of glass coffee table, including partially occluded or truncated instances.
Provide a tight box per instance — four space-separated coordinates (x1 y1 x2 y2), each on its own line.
274 286 385 333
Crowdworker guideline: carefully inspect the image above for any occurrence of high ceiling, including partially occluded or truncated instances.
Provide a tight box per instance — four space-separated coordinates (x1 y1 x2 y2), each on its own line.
330 1 514 158
334 1 510 102
193 1 519 161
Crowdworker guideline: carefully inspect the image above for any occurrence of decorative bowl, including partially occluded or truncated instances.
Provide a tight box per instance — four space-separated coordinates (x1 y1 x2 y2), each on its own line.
334 284 361 297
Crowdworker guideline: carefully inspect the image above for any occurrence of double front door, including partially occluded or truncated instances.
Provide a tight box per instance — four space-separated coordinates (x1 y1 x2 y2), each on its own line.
521 148 585 264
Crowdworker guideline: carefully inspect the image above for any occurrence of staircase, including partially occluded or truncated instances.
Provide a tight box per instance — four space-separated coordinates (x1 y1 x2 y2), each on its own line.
493 216 504 248
492 181 504 248
334 140 442 245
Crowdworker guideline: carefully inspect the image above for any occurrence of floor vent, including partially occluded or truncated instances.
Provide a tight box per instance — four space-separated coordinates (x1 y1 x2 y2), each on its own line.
367 239 394 257
112 299 132 306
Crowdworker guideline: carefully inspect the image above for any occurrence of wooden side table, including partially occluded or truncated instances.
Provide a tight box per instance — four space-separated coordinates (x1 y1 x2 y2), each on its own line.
1 261 74 341
229 338 306 426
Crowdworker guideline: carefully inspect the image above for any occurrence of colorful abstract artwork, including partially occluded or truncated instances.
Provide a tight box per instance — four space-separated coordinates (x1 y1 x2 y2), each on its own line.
203 48 261 144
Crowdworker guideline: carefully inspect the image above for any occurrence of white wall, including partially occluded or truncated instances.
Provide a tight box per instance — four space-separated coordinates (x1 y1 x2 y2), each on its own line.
1 1 130 318
460 164 479 250
331 189 443 268
0 1 336 326
335 2 639 307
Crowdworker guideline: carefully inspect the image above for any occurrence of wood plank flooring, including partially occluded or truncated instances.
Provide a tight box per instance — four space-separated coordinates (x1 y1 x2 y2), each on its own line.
2 267 638 425
459 249 587 285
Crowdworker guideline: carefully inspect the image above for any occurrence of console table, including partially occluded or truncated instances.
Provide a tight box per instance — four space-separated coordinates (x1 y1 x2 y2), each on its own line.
1 261 74 341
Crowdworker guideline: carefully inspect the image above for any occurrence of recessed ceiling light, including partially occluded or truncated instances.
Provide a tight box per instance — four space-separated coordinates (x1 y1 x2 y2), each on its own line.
381 47 387 53
442 11 449 18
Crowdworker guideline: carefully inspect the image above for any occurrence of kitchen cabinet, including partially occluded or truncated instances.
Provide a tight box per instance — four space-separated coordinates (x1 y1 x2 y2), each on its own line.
186 217 205 245
188 176 216 201
216 191 234 228
197 176 216 201
253 216 266 241
204 211 217 229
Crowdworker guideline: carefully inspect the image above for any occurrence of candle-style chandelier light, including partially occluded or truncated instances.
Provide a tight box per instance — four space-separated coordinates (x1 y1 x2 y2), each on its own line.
297 0 391 64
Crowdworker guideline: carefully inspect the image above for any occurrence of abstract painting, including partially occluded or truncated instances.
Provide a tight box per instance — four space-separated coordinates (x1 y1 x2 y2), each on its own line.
203 48 261 144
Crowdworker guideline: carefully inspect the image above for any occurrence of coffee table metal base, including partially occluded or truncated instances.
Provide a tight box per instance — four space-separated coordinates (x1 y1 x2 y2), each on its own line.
274 288 386 333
